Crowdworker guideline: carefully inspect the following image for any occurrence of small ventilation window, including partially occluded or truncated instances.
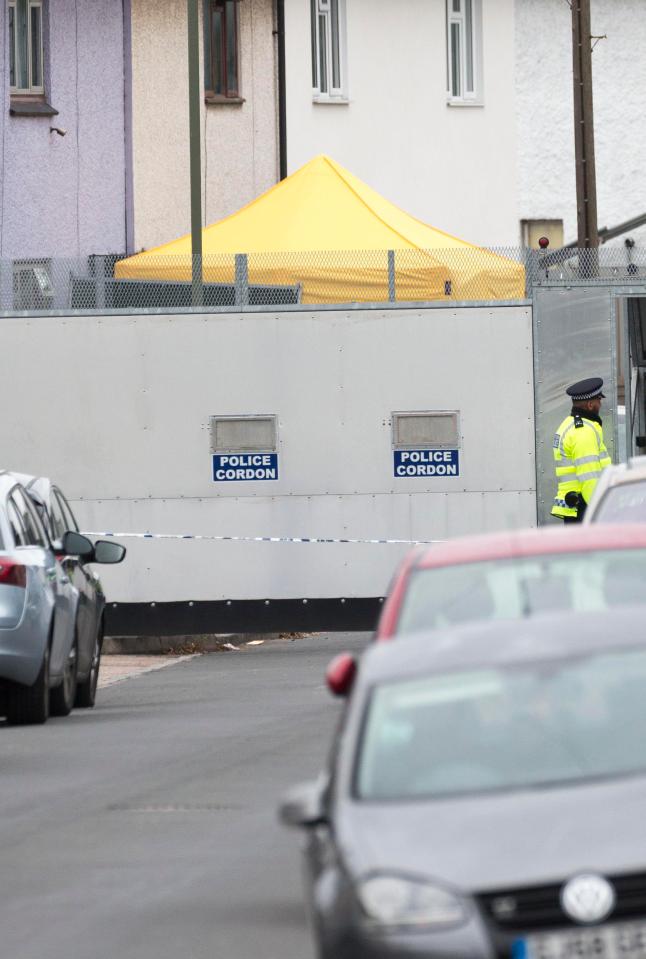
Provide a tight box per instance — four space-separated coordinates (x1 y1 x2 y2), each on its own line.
210 415 277 453
392 411 460 450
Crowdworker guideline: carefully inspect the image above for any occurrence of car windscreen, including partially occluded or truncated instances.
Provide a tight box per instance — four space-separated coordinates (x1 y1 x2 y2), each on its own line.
355 648 646 800
595 481 646 523
395 549 646 634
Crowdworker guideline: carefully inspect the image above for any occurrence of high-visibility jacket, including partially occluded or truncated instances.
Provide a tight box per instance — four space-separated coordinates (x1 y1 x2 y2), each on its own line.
551 412 611 518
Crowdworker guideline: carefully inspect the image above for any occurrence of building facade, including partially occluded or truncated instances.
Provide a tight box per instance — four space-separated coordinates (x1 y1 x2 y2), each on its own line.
284 0 520 247
284 0 646 251
130 0 279 252
515 0 646 249
0 0 128 261
2 0 644 285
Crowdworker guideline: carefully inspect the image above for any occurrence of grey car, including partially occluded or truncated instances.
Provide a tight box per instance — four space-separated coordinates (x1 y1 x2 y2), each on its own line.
0 472 124 724
282 609 646 959
19 474 125 709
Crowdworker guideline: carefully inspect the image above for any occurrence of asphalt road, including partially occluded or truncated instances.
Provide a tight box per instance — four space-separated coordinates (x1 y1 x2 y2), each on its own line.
0 631 370 959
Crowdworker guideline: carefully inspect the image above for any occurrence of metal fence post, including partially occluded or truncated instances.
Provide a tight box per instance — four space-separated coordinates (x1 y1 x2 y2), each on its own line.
235 254 249 307
524 249 539 297
187 0 203 307
95 255 107 311
388 250 396 302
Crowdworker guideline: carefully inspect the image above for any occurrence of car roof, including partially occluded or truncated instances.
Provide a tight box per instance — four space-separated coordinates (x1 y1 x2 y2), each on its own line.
412 524 646 570
0 470 31 497
0 471 55 509
360 607 646 685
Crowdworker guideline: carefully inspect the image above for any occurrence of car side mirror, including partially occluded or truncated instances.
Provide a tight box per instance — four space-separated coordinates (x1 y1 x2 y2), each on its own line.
93 540 126 565
326 652 357 697
279 779 328 829
59 530 94 559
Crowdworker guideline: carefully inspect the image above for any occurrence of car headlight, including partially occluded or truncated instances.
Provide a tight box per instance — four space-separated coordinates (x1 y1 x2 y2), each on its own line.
357 874 467 930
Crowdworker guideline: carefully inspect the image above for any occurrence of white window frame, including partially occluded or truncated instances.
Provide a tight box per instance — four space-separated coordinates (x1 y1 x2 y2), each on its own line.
310 0 347 103
446 0 482 105
9 0 45 95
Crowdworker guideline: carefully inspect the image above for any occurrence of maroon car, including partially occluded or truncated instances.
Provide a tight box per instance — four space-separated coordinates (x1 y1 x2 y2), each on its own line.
374 525 646 641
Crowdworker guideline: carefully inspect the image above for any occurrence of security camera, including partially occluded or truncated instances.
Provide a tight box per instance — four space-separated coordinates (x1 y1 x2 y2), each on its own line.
49 126 67 137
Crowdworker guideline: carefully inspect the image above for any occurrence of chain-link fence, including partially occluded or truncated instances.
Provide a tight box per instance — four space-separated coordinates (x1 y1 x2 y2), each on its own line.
2 246 646 314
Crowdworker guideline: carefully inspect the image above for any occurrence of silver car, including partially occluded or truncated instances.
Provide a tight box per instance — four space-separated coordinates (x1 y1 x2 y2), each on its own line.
18 474 125 709
0 471 123 725
584 457 646 523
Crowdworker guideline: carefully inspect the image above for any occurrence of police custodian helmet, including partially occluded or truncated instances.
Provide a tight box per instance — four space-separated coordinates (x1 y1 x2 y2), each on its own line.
566 377 605 401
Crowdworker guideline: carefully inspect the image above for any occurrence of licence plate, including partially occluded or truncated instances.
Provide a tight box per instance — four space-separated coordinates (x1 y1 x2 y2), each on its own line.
515 922 646 959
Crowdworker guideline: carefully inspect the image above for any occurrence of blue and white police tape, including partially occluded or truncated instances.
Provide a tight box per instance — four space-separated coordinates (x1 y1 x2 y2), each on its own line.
82 531 444 546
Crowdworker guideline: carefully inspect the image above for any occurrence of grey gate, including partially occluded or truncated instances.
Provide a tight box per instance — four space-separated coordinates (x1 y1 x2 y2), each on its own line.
533 287 618 525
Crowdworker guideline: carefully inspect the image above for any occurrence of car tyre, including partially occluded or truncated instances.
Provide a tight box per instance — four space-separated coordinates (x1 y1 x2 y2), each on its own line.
6 643 50 726
75 623 103 709
50 634 78 717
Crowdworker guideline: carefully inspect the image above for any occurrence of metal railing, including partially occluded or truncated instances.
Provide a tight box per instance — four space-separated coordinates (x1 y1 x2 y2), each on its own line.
1 246 645 314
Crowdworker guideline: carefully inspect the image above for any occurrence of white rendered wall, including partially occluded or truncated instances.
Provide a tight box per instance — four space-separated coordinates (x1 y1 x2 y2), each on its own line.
131 0 278 252
515 0 646 246
0 306 535 604
284 0 520 247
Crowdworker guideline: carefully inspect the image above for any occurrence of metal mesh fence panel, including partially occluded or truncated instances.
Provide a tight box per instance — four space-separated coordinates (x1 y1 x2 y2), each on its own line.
1 246 645 314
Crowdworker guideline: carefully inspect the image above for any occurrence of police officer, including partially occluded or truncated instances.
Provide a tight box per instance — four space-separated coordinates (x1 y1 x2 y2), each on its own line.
551 377 612 523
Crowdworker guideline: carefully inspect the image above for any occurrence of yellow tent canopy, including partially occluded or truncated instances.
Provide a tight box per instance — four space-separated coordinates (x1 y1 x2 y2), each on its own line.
116 155 525 303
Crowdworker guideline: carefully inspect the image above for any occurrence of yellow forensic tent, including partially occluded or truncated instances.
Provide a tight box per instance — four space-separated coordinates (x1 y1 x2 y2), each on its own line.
116 155 525 303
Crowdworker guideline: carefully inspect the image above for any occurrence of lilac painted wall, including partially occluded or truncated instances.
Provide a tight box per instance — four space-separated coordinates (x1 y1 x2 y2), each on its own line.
0 0 127 259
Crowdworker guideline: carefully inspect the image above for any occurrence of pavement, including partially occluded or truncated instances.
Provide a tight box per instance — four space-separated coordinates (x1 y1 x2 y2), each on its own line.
98 653 200 688
0 631 371 959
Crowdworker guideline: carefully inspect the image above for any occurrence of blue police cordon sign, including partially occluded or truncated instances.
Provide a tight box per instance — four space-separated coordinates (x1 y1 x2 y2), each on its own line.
213 453 279 482
394 449 459 477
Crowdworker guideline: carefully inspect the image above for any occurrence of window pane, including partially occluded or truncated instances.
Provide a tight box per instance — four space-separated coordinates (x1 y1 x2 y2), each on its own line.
396 549 646 636
7 501 27 547
16 0 29 89
47 497 67 541
330 0 341 90
30 3 43 90
452 0 461 11
318 14 328 94
465 0 474 92
225 0 237 95
450 22 461 97
9 6 16 88
310 0 318 88
12 489 46 547
56 490 79 533
211 6 223 94
356 649 646 800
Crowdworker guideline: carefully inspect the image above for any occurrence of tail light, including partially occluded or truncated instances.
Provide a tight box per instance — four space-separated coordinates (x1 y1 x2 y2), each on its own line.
0 560 27 588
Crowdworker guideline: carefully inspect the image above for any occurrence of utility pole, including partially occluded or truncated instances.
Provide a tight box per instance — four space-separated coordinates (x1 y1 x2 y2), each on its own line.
571 0 599 260
187 0 203 305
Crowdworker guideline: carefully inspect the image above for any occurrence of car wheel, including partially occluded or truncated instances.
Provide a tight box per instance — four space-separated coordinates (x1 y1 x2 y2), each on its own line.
50 634 78 717
5 643 50 726
75 623 102 709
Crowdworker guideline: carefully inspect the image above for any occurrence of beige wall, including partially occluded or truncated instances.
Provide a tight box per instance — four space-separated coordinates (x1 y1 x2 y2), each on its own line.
131 0 279 252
